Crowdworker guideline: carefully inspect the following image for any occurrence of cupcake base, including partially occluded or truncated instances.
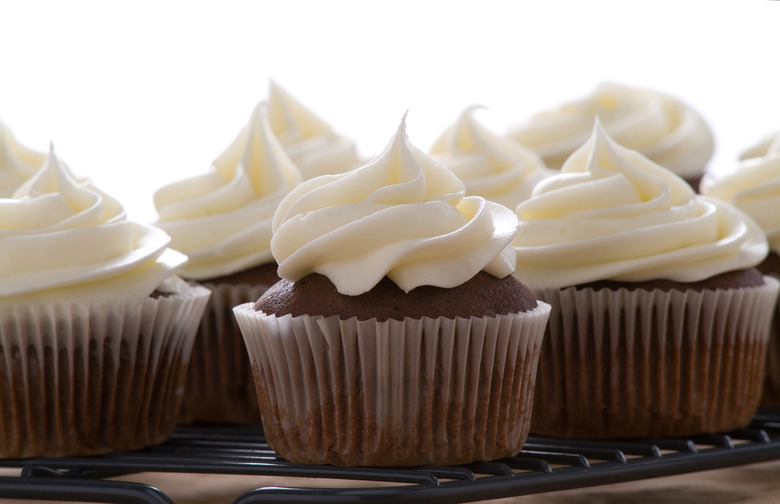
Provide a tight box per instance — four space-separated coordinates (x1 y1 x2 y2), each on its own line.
0 286 210 458
531 275 779 439
234 305 550 466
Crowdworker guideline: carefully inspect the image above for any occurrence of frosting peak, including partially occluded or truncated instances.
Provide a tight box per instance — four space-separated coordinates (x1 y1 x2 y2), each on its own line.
154 101 302 280
430 106 551 210
1 144 186 306
513 121 767 289
0 120 47 197
267 81 360 179
271 114 518 296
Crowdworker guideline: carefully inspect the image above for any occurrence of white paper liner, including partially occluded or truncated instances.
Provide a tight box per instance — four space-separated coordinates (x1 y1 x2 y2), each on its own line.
234 302 551 466
0 285 210 458
531 276 780 438
179 282 271 423
761 275 780 407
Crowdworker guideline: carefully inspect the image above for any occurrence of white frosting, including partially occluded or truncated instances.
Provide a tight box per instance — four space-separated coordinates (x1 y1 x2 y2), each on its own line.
508 82 715 177
268 81 360 180
0 120 47 197
154 101 302 280
271 113 519 296
0 144 186 306
430 106 552 210
702 132 780 255
738 130 780 161
512 121 767 289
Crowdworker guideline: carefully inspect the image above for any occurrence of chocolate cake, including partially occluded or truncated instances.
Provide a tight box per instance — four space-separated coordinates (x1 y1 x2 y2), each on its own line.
255 271 537 321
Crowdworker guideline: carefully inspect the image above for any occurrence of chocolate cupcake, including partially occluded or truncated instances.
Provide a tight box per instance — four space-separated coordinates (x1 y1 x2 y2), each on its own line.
234 114 550 466
507 82 715 190
512 121 778 438
701 132 780 407
154 101 302 424
0 145 209 458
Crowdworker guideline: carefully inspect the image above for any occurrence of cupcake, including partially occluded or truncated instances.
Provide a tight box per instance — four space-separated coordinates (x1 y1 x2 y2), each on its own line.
512 120 779 439
0 145 210 458
507 82 715 189
0 119 47 196
701 132 780 407
429 106 552 210
267 80 361 180
234 114 551 466
154 101 302 424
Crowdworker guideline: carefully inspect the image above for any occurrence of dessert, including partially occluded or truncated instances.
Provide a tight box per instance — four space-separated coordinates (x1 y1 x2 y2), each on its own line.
234 114 551 466
507 82 715 189
0 145 210 458
701 131 780 406
430 106 552 210
0 119 47 196
267 80 361 179
154 101 301 423
512 120 778 438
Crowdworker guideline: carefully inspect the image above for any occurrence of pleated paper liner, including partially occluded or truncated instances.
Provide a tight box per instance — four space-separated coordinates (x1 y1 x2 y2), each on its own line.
234 303 551 466
179 282 271 424
760 276 780 407
531 276 780 439
0 285 210 459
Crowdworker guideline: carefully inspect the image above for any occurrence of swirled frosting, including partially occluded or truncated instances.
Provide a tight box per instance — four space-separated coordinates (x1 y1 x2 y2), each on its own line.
738 130 780 161
268 81 360 180
702 132 780 255
0 120 47 197
271 113 519 296
512 121 767 289
154 101 302 280
0 144 187 306
508 82 715 178
429 106 552 210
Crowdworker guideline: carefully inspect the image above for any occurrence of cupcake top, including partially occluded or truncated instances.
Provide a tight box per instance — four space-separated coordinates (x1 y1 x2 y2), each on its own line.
701 132 780 255
507 82 715 179
1 144 187 306
270 113 519 296
267 81 360 180
0 120 47 197
429 106 551 210
154 101 302 280
512 120 767 289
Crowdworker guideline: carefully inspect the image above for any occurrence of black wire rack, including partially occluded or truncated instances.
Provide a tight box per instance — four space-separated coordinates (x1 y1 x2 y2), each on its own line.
2 409 780 504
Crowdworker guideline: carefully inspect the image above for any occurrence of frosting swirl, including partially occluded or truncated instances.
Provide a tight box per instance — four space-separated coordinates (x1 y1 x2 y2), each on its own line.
268 81 360 179
0 120 47 197
512 121 767 289
1 144 186 306
430 106 551 210
738 130 780 161
702 132 780 255
271 113 518 296
154 101 302 280
508 82 715 178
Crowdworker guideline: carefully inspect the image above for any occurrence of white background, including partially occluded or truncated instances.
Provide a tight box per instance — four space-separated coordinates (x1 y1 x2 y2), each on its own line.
1 0 778 223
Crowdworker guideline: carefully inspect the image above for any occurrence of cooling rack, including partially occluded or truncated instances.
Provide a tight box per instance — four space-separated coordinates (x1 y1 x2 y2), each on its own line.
1 409 780 504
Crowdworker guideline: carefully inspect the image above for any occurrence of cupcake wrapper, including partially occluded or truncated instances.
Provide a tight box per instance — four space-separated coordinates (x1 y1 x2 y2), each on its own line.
761 280 780 407
0 286 210 458
179 282 270 424
234 303 550 466
531 277 780 438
